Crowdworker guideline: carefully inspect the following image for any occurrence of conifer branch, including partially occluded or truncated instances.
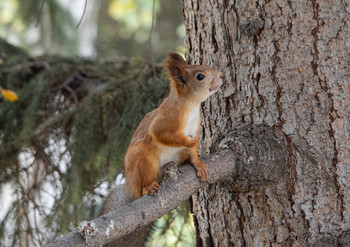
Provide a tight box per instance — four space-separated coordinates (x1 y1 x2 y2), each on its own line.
45 126 289 246
44 149 237 247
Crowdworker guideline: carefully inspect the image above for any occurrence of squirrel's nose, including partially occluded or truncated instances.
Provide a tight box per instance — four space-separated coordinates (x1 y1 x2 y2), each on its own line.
219 72 224 79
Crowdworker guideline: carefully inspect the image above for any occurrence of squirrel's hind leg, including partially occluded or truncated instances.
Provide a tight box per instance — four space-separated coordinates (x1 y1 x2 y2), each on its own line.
133 156 161 197
142 181 160 196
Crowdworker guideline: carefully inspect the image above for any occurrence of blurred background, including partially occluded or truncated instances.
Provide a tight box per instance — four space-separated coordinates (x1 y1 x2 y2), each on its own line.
0 0 194 246
0 0 185 58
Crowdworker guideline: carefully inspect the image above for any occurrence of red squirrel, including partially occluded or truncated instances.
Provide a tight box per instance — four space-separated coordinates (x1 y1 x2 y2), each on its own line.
124 52 223 198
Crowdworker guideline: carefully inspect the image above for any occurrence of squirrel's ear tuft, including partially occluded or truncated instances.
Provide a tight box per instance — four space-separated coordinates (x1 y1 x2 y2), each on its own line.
165 53 188 86
167 52 188 65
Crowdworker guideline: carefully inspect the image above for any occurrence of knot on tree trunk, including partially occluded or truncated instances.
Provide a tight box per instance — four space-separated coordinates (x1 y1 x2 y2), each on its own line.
239 18 264 37
219 125 289 189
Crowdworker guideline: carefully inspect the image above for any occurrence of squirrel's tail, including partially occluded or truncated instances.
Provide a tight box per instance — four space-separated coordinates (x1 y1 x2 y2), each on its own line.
100 184 153 247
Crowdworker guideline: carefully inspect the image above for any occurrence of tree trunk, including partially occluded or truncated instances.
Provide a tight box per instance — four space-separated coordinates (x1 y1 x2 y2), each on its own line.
183 0 350 245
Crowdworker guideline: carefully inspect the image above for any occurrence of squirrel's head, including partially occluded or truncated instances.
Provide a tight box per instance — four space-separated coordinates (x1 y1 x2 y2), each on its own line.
165 52 223 104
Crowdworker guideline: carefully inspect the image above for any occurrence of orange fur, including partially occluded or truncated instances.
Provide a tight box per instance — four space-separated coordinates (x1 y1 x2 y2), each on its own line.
124 53 223 198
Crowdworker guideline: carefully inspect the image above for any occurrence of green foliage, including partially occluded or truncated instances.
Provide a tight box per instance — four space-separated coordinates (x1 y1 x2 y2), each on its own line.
0 1 192 246
0 0 78 56
0 38 28 58
0 49 169 244
97 0 184 59
147 202 195 247
1 0 184 58
109 0 159 33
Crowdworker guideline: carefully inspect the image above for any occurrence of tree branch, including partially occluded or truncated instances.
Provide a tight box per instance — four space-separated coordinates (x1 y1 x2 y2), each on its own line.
45 126 289 246
44 149 237 247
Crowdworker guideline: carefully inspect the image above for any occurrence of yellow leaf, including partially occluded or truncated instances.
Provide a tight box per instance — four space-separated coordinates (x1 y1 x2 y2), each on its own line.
1 88 18 102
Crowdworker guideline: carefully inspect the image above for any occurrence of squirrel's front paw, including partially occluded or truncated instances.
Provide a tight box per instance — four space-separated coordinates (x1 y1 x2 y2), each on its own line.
193 161 209 181
142 181 160 196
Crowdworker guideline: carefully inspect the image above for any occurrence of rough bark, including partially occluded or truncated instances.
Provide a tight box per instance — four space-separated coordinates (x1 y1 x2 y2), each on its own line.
99 185 152 247
183 0 350 245
45 124 290 247
44 150 237 247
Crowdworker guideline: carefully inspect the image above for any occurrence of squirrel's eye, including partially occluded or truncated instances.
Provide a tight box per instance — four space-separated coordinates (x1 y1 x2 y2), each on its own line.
196 73 205 81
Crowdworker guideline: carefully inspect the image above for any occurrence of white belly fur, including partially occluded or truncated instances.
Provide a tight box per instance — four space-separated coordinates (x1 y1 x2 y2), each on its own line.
159 106 200 166
159 146 185 166
183 105 200 137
